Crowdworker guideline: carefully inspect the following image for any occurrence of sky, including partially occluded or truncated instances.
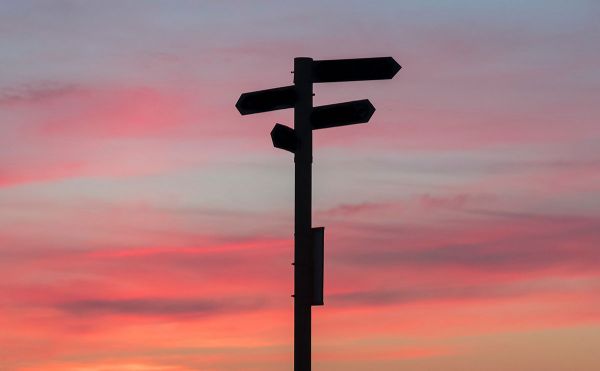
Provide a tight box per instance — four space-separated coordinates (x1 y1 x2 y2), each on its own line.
1 0 599 370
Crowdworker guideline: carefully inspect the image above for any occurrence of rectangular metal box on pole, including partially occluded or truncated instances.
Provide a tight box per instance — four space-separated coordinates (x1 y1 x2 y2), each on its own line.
311 227 324 306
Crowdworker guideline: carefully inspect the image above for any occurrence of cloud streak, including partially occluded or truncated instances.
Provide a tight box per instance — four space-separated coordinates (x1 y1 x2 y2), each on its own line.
0 83 84 107
57 297 266 317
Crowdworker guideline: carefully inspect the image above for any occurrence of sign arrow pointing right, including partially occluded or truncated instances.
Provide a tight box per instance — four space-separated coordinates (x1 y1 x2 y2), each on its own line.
312 57 401 83
311 99 375 130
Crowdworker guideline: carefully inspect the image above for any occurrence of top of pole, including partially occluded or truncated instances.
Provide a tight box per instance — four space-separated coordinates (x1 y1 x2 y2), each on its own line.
294 57 314 84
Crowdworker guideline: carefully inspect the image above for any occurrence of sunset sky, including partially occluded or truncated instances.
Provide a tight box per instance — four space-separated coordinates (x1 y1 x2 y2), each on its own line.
1 1 600 370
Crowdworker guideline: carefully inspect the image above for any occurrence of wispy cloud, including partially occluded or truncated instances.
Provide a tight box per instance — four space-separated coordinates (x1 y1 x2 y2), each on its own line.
56 297 265 317
338 214 600 273
0 82 84 107
329 278 595 307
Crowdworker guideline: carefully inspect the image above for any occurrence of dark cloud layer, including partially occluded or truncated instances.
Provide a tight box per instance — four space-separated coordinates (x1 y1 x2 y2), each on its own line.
337 215 600 272
57 297 266 317
341 239 600 272
330 279 592 307
0 83 83 106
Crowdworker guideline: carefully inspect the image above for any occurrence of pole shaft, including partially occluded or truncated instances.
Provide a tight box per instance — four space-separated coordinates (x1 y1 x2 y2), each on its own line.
294 57 313 371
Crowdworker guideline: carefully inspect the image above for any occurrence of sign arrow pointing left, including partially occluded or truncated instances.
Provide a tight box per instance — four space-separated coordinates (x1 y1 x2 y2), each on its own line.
236 85 297 115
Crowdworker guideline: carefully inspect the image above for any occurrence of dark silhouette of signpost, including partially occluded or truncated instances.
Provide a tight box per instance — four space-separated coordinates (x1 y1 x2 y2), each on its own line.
236 56 400 371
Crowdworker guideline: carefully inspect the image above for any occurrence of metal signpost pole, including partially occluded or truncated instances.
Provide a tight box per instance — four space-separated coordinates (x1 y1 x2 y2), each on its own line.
293 57 313 371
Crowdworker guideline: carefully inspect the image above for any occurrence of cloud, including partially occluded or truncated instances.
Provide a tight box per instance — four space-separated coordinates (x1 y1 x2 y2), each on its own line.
335 211 600 274
56 297 265 317
0 161 87 187
342 232 600 273
26 85 187 138
0 82 211 187
419 194 471 210
318 202 392 217
329 279 583 307
0 83 84 107
0 235 292 315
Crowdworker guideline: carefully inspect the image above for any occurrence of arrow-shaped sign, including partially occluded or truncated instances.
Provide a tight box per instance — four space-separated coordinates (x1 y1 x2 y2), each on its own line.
311 99 375 129
312 57 401 83
236 85 296 115
271 123 298 153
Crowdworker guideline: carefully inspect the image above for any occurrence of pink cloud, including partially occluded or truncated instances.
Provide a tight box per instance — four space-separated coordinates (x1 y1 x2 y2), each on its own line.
318 201 393 217
418 193 471 210
1 82 184 137
0 161 86 187
0 81 220 187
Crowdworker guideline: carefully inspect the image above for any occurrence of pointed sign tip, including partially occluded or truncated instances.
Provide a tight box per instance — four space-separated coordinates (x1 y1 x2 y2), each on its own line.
361 99 376 122
366 100 376 116
388 57 401 77
235 95 246 115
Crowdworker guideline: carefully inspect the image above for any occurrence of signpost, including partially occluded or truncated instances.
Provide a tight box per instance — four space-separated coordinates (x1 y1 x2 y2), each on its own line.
236 56 400 371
